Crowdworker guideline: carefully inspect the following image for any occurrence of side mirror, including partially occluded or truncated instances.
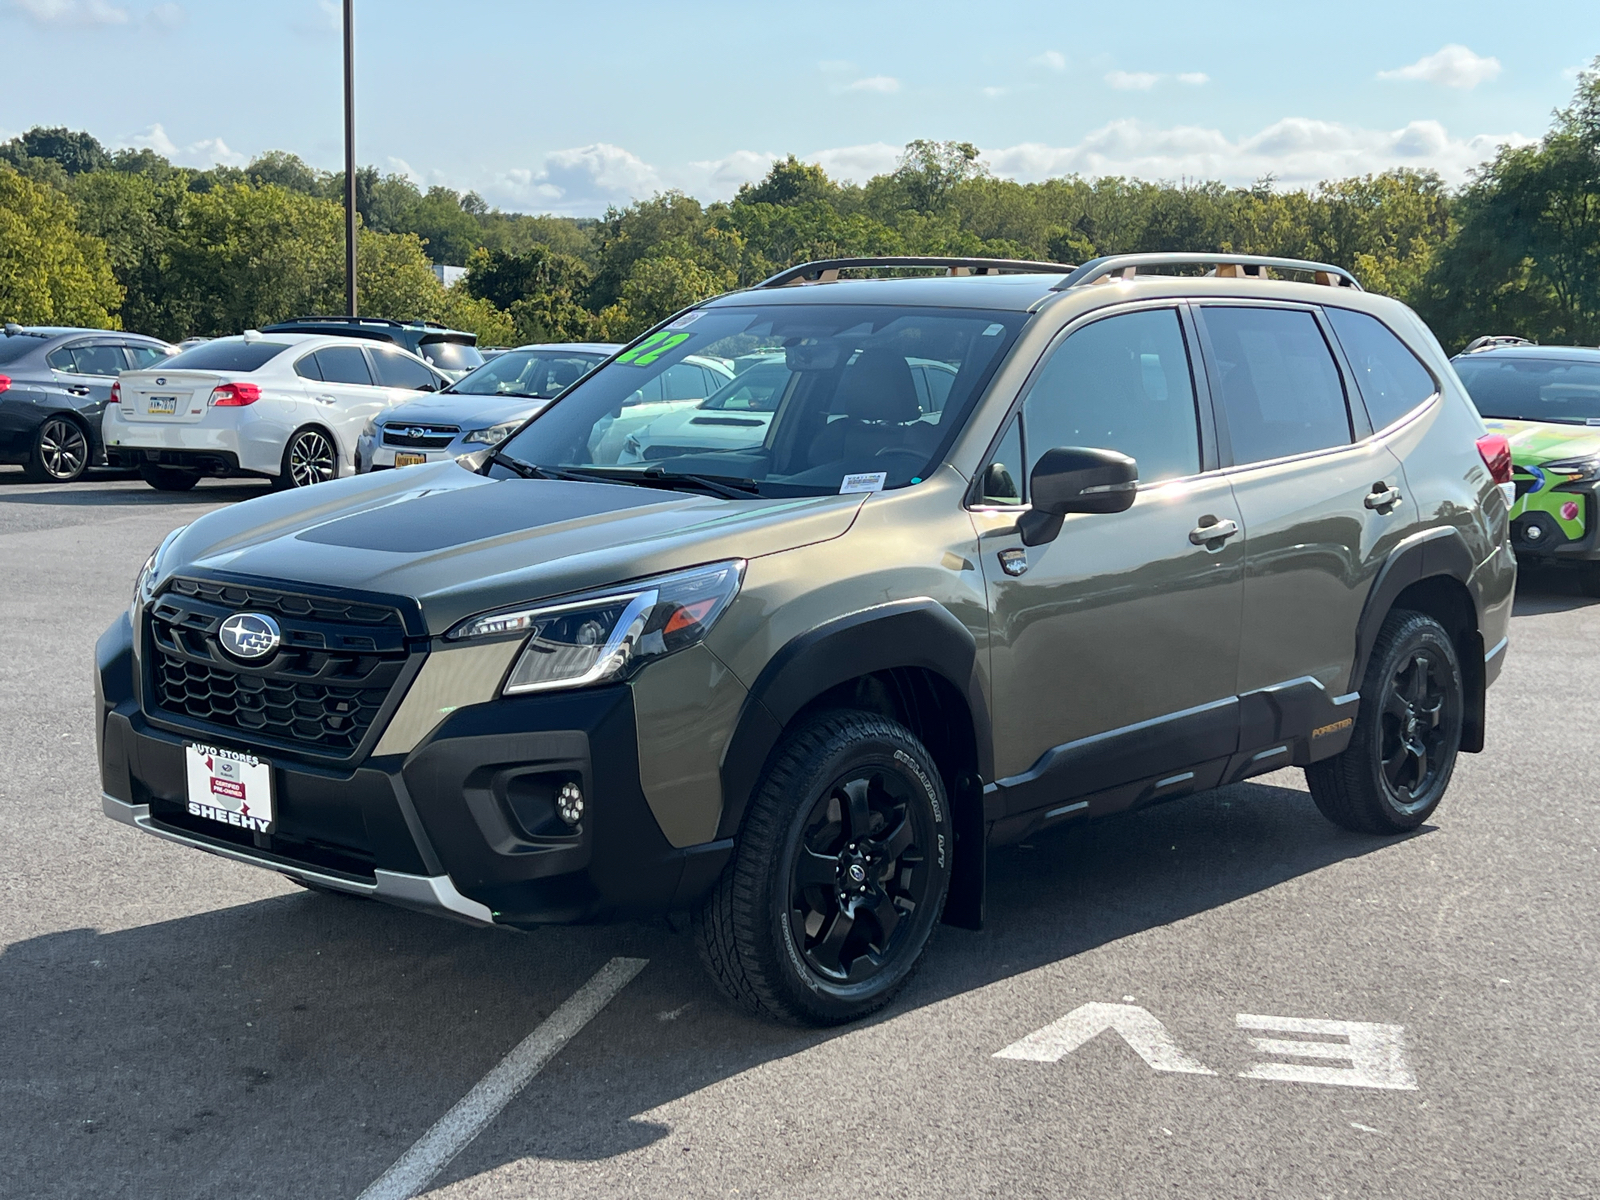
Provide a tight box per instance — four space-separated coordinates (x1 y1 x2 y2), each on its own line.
1017 447 1139 546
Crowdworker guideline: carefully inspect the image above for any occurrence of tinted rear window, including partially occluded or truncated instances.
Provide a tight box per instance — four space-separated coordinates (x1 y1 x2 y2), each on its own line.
161 341 291 372
0 337 45 365
418 341 483 373
1325 308 1437 430
1202 306 1351 464
315 346 374 385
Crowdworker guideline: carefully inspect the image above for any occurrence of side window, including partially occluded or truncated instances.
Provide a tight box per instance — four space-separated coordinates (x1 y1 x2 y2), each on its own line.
123 344 168 369
661 363 710 401
977 416 1024 505
1324 307 1438 430
59 343 128 376
314 346 373 386
294 354 323 381
1021 308 1201 485
371 348 439 391
1203 307 1351 464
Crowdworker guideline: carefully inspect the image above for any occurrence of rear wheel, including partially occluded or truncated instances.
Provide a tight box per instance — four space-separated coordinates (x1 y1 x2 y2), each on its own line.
1307 610 1463 833
274 428 339 490
694 710 951 1025
138 464 200 492
23 416 90 483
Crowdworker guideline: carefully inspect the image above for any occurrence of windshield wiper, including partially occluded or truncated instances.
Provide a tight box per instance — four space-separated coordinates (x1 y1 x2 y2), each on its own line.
488 449 552 479
542 465 762 499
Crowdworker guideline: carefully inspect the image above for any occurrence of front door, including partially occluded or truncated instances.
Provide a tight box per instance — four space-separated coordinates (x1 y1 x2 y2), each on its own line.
975 305 1245 822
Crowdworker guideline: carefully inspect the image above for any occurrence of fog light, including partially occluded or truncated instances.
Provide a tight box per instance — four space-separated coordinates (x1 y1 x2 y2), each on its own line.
1525 522 1545 542
556 782 584 826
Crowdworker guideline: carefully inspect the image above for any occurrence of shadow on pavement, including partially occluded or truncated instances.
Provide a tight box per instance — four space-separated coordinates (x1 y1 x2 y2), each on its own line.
0 778 1415 1199
1512 562 1600 615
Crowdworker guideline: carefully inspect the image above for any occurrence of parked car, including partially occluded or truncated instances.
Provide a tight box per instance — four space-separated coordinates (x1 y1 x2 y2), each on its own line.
617 353 955 464
586 354 735 462
0 324 176 483
103 332 448 491
357 343 619 472
259 317 485 381
99 254 1513 1026
1451 338 1600 593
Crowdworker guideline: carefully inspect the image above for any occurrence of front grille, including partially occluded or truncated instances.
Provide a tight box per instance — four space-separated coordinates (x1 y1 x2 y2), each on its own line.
383 425 459 449
145 578 415 756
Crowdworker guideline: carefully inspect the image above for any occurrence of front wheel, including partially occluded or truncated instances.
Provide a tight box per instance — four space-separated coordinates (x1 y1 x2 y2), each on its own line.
23 416 90 483
694 710 952 1025
1307 610 1464 833
273 428 340 490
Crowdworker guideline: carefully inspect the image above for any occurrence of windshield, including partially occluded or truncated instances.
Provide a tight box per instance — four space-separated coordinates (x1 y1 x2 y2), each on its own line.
160 339 292 371
496 305 1025 497
451 349 606 399
1455 355 1600 424
418 340 484 375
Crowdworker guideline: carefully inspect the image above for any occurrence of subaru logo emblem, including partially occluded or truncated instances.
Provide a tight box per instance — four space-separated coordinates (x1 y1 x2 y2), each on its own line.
405 427 430 438
155 377 166 386
218 612 282 660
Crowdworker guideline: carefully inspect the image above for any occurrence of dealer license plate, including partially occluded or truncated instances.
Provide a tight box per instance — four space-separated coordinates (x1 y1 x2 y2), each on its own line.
394 452 427 467
147 395 178 415
185 743 274 834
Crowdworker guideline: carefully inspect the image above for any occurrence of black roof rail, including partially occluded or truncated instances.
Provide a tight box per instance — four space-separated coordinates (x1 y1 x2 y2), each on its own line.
1462 335 1535 353
758 256 1077 288
264 315 409 329
1053 253 1363 291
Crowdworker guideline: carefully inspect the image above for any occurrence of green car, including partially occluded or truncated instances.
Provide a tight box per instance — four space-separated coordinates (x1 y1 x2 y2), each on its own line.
1453 341 1600 594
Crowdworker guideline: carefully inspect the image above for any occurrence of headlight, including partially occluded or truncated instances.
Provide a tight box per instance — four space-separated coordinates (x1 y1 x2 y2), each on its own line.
446 560 745 694
464 422 519 445
132 525 187 617
1539 456 1600 483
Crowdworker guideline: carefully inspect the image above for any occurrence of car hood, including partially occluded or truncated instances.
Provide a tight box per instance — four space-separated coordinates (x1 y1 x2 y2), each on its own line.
639 407 772 443
158 459 864 635
378 395 546 429
1483 418 1600 465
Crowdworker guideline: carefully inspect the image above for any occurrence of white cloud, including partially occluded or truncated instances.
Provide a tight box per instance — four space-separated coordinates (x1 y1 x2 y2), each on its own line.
1378 44 1501 89
1031 50 1066 72
984 116 1531 188
124 122 246 167
9 0 130 24
982 86 1009 99
1106 70 1160 91
386 156 422 185
808 142 902 184
1177 72 1210 86
845 75 900 94
486 143 664 215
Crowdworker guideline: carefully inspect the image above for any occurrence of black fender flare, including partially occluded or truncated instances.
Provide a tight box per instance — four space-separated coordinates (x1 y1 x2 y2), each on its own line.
715 598 992 841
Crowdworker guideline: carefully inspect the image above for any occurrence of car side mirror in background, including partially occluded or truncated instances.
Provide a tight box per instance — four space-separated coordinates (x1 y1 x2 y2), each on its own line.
1017 446 1139 546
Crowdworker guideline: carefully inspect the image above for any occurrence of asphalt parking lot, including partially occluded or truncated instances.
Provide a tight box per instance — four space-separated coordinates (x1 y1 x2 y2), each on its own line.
3 466 1597 1200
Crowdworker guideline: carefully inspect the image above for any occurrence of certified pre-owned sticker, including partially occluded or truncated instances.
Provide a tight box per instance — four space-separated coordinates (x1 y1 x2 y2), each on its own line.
185 743 274 833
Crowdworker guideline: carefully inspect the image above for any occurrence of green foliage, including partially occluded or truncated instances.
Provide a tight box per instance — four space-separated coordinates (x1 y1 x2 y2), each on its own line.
0 166 121 327
464 245 595 343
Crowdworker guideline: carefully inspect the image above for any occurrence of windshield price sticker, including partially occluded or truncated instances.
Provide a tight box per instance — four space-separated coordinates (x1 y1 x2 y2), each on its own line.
184 743 274 834
840 472 888 494
617 331 692 367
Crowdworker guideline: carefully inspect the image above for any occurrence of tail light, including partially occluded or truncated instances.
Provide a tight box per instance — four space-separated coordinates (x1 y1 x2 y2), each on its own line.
109 380 121 409
209 382 261 407
0 374 10 395
1476 433 1512 484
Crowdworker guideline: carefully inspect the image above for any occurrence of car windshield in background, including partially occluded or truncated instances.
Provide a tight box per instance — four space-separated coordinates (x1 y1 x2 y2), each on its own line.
497 305 1025 497
451 350 606 399
419 341 484 375
160 340 291 372
1455 356 1600 424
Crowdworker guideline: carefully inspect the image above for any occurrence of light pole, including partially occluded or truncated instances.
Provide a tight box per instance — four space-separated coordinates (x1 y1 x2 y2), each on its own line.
342 0 357 316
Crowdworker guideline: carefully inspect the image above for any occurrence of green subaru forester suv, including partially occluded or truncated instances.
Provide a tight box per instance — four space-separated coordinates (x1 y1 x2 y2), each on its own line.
97 254 1515 1025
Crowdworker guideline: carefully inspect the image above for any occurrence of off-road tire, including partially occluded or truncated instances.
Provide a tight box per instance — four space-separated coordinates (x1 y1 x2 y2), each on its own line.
138 464 201 492
694 710 952 1026
1307 610 1463 833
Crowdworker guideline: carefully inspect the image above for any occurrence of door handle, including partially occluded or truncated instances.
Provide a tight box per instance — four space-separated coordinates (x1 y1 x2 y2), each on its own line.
315 395 337 405
1364 484 1403 511
66 386 91 396
1189 517 1240 546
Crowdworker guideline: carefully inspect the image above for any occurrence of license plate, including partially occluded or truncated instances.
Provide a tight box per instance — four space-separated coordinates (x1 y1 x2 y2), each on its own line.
185 743 274 834
147 396 178 414
394 452 427 467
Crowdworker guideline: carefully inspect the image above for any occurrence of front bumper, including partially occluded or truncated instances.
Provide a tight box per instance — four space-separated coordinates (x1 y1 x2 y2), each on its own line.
96 613 730 927
1509 483 1600 562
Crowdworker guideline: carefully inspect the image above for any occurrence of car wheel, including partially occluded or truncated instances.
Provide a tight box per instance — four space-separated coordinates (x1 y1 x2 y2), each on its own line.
137 464 201 492
22 416 90 483
274 428 339 490
1307 610 1464 834
694 710 951 1025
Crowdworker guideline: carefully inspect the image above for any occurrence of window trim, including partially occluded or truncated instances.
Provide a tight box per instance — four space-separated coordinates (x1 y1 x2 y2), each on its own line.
1190 299 1368 473
965 299 1219 511
1321 303 1442 436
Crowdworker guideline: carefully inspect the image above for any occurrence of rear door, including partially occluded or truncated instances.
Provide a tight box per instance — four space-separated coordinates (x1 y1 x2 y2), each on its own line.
45 339 125 419
1195 302 1413 717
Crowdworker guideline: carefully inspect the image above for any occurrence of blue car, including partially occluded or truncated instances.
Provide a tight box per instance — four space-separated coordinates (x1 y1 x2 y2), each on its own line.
356 342 619 472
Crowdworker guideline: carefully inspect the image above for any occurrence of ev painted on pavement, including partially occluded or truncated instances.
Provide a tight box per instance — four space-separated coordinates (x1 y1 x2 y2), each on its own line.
97 254 1515 1025
1451 340 1600 594
104 332 449 491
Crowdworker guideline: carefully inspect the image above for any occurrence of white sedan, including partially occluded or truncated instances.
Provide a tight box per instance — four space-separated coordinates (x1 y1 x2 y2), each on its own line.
104 332 449 491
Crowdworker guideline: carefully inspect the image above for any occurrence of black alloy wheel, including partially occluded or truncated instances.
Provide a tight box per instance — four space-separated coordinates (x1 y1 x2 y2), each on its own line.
1308 610 1463 833
695 710 952 1025
277 428 339 489
24 416 90 483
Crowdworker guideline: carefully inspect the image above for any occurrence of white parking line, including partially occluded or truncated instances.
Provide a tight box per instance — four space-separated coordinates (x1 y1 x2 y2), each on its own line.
356 956 649 1200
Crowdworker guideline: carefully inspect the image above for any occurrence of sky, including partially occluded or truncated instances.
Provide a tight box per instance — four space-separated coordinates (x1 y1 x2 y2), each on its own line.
0 0 1594 217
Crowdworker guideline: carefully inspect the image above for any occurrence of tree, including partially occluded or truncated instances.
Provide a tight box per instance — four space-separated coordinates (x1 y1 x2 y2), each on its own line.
0 126 110 176
0 167 121 327
736 155 839 208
